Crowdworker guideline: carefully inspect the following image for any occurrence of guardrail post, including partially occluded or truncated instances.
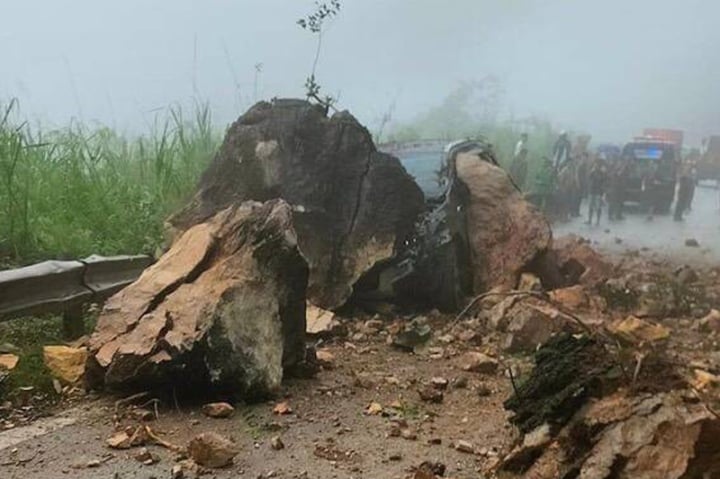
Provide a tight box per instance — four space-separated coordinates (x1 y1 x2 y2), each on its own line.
62 304 85 340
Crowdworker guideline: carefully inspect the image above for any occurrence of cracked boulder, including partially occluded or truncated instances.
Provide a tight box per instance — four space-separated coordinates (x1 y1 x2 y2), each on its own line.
86 200 308 396
168 99 424 310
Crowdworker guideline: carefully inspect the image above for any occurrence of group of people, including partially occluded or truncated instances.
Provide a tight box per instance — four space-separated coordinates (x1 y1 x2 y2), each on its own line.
509 132 697 225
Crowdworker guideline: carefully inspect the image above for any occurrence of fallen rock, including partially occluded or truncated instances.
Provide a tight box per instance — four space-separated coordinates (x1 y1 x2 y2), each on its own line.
87 200 308 396
418 386 444 403
506 391 720 478
430 377 449 390
168 100 425 310
551 234 614 286
306 304 344 337
43 345 87 384
699 309 720 333
187 432 239 468
365 402 383 415
171 464 184 479
392 319 432 351
315 348 335 368
609 315 671 344
270 436 284 450
549 285 592 310
413 461 446 479
518 273 543 292
202 402 234 419
133 447 159 464
685 238 700 247
455 440 475 454
106 426 149 449
273 401 292 415
0 354 19 371
455 151 551 291
460 352 498 374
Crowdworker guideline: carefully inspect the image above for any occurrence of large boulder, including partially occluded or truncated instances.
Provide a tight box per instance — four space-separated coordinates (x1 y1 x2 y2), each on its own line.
455 150 552 292
87 200 308 396
168 99 424 310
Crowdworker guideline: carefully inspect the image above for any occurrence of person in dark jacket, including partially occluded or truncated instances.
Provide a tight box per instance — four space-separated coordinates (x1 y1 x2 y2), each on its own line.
674 163 694 221
607 156 628 221
586 159 607 225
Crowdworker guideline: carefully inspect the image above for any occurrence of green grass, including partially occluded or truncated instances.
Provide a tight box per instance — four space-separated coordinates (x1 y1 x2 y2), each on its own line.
0 99 221 265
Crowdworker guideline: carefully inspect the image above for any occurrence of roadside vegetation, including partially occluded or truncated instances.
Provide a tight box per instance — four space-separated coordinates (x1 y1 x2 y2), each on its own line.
384 80 558 170
0 99 220 267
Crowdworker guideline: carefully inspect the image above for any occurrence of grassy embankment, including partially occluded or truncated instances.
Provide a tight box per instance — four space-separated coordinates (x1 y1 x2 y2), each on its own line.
0 99 220 399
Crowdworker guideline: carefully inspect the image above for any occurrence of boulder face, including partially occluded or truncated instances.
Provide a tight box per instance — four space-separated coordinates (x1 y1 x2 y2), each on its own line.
455 150 552 292
169 99 425 310
87 200 308 396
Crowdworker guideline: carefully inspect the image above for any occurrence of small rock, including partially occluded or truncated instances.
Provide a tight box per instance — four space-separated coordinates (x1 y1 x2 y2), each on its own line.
700 309 720 333
401 428 418 441
202 402 235 418
452 376 469 389
414 461 446 478
171 464 184 479
428 437 442 445
389 453 403 461
392 320 432 351
455 440 475 454
457 330 479 343
0 354 19 371
428 347 444 359
42 345 87 385
270 436 285 450
518 273 542 292
188 432 239 468
437 334 455 344
686 238 700 247
351 332 367 342
430 377 449 390
134 447 159 464
461 352 499 374
365 402 383 415
315 348 335 368
273 401 292 415
418 386 444 403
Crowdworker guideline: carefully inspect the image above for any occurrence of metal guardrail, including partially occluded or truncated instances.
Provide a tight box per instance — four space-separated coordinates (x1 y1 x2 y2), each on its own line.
0 255 153 336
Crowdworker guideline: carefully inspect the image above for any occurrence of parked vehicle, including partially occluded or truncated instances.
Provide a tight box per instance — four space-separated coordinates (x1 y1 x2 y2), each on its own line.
621 138 679 214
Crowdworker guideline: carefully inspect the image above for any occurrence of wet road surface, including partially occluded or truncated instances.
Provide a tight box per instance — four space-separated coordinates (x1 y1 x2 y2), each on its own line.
554 183 720 266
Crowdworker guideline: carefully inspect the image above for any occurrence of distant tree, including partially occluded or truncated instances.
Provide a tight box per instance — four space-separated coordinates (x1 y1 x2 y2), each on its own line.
297 1 341 112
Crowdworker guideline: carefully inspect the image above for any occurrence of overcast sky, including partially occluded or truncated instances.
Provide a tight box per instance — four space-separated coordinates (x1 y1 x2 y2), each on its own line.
2 0 718 144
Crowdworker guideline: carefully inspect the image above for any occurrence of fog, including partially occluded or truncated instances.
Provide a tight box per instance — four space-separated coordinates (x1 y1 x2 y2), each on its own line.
2 0 719 144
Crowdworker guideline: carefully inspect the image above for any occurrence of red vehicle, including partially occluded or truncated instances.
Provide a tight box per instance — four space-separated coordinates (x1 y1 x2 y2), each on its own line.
643 128 684 152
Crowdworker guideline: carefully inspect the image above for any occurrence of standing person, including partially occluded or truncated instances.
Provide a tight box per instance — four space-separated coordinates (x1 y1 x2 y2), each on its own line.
586 159 607 225
514 133 528 159
607 156 628 221
552 131 572 171
674 162 694 221
642 163 661 220
509 147 529 189
532 156 555 214
557 158 581 219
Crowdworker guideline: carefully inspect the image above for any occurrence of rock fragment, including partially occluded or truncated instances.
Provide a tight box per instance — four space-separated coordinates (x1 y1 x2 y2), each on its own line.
187 432 239 468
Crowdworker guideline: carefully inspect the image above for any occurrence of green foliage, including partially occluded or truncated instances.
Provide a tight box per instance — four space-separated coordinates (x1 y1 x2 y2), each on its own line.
0 100 220 265
297 1 341 111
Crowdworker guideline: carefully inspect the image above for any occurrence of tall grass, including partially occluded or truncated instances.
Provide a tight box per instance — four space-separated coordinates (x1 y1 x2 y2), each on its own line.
0 100 220 265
